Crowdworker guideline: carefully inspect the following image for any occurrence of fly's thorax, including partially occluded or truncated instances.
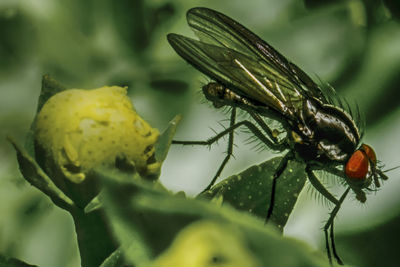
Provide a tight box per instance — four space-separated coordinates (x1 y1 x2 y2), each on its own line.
288 131 321 164
295 98 359 163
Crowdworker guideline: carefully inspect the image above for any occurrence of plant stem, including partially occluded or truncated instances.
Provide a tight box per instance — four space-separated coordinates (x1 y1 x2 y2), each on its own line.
71 207 118 267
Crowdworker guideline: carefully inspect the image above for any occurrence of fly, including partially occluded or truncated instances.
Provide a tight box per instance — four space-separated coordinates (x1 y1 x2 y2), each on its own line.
167 7 390 265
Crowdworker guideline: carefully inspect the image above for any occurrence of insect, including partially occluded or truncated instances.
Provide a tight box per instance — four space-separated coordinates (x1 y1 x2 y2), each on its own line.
167 7 389 265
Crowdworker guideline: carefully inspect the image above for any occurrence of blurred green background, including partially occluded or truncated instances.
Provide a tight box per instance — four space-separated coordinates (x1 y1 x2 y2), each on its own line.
1 0 399 266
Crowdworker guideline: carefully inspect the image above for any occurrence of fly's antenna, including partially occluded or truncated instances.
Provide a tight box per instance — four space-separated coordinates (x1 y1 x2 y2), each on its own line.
383 165 400 173
365 187 379 193
375 160 400 179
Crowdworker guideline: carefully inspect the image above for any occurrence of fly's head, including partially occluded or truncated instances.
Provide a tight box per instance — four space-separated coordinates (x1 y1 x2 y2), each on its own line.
344 144 388 202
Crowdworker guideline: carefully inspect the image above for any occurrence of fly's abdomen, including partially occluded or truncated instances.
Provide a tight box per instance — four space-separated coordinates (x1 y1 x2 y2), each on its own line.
202 82 258 109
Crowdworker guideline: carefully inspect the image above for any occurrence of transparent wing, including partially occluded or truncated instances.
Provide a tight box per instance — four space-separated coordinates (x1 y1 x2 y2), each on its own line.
168 7 327 119
187 7 325 100
168 34 300 118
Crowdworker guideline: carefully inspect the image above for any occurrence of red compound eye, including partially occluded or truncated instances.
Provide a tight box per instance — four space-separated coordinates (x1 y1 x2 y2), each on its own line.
361 144 376 165
345 150 369 179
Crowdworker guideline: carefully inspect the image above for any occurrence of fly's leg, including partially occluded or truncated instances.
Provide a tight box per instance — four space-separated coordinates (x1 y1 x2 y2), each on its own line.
306 166 339 205
323 165 367 203
203 108 236 192
324 220 332 264
172 118 285 151
324 187 350 266
248 111 285 147
330 221 342 265
173 109 287 192
173 108 237 192
306 165 349 265
265 152 294 222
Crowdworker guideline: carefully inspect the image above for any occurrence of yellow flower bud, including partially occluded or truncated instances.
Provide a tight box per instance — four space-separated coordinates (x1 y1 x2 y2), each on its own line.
34 86 160 184
152 220 260 267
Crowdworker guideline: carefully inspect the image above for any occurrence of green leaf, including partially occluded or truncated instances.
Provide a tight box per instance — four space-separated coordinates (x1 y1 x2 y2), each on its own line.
7 136 75 211
134 187 329 267
84 195 102 213
150 218 329 267
99 248 125 267
36 74 66 113
0 255 37 267
97 169 160 266
98 168 329 267
155 114 182 163
336 207 400 267
202 157 307 230
24 75 66 157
